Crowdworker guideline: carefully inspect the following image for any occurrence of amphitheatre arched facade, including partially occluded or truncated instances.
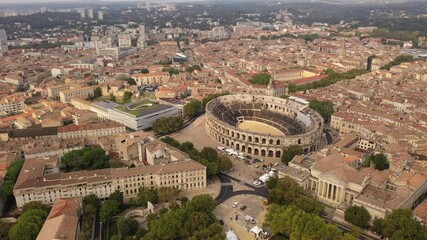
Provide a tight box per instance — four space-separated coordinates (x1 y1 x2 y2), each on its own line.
205 94 324 159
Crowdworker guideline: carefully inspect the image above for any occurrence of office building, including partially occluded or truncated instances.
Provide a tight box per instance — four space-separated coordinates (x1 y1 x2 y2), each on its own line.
87 9 94 19
97 11 104 20
108 100 179 130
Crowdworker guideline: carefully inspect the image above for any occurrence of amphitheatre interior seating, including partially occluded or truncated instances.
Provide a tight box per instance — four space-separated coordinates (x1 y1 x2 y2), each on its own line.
210 101 305 135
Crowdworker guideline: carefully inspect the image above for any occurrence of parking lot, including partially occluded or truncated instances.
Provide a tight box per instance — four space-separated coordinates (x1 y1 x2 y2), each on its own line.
215 193 268 240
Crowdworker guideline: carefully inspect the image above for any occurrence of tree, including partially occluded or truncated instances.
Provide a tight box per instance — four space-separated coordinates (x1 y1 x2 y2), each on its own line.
109 93 117 102
184 212 211 234
180 141 195 153
183 100 202 118
268 177 323 215
0 220 13 240
344 206 371 228
309 100 334 121
110 158 125 168
217 156 232 172
140 68 149 74
152 117 184 135
109 190 124 206
381 55 415 70
186 194 217 215
84 194 101 209
137 187 159 207
161 136 181 148
249 73 271 85
372 218 384 236
382 209 427 240
188 223 225 240
158 187 181 203
83 204 97 221
93 87 102 98
144 208 187 240
281 145 303 165
126 78 137 86
265 204 353 240
21 201 48 214
1 160 24 200
122 91 132 103
61 147 110 172
266 177 278 189
202 92 229 107
200 147 218 162
117 217 139 239
99 200 120 223
367 153 389 171
8 209 48 240
185 65 201 73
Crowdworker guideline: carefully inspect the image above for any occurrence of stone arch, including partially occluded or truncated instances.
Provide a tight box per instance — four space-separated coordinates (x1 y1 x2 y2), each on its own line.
232 131 235 137
241 145 246 153
262 138 266 144
231 142 235 148
268 150 274 157
242 134 246 141
254 148 259 155
261 149 266 157
276 139 281 145
226 139 229 146
269 139 273 145
248 136 253 142
248 147 252 154
275 151 281 158
236 143 240 151
236 133 240 139
255 137 259 143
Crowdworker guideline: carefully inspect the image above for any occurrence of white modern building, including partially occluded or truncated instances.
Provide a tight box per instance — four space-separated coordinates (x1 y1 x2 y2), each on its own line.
108 101 179 130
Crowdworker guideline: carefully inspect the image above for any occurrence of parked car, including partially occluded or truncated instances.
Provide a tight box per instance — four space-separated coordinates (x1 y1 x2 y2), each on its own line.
232 202 239 208
216 146 226 151
253 180 262 186
240 205 247 211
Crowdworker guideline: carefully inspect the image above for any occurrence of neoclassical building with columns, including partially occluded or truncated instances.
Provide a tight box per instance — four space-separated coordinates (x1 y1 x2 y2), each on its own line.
205 94 324 159
280 146 427 220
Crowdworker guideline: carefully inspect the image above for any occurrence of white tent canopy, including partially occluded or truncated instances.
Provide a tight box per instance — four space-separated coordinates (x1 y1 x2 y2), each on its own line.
226 230 238 240
250 225 263 237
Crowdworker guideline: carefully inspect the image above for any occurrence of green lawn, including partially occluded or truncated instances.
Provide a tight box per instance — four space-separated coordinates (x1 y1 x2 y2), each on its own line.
115 99 159 117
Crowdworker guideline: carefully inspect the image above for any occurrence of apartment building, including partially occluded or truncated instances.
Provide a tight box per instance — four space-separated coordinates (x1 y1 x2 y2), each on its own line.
47 85 71 100
0 93 26 114
131 72 170 86
57 121 126 139
13 157 206 208
59 86 94 103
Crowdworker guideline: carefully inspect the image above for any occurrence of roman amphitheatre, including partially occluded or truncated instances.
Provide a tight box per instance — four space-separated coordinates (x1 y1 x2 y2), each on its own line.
205 94 324 159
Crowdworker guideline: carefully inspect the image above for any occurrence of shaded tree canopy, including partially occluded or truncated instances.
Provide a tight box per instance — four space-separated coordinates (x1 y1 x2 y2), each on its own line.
152 117 184 135
281 145 303 165
265 204 355 240
366 153 389 171
249 73 272 85
183 99 202 118
344 205 371 228
309 100 334 121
